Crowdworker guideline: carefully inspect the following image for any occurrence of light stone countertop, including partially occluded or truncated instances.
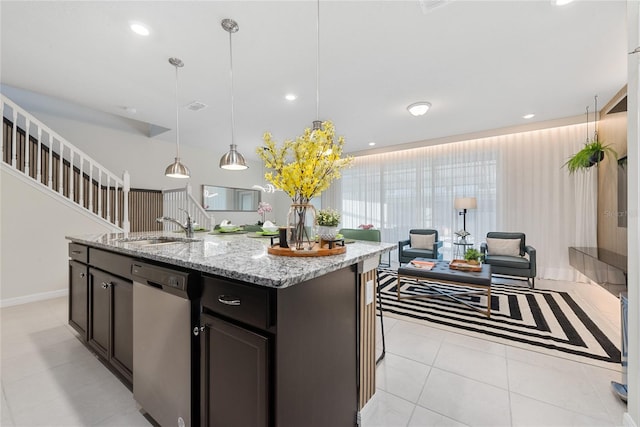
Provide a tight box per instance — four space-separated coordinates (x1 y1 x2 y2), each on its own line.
66 231 396 289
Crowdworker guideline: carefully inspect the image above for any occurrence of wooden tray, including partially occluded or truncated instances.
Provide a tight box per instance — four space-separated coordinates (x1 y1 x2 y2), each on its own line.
449 259 482 272
268 243 346 257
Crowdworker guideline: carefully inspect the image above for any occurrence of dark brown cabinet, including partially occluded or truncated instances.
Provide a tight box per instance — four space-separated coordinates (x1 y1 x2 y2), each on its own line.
200 313 269 427
88 267 133 383
68 260 88 338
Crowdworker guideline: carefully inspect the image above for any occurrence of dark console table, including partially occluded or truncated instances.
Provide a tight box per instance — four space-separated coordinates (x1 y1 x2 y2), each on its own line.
568 247 627 296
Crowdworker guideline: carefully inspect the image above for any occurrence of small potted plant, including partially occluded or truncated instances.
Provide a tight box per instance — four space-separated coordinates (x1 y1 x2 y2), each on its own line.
464 248 482 265
317 208 341 240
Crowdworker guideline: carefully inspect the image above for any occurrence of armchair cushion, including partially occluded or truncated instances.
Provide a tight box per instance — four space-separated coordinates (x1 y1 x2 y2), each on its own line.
486 238 521 257
410 233 435 249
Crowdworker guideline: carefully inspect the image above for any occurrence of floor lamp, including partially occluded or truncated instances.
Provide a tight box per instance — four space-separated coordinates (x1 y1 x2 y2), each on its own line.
454 197 477 242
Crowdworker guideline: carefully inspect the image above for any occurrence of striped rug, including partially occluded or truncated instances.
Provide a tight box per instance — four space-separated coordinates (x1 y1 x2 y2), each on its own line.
378 268 621 369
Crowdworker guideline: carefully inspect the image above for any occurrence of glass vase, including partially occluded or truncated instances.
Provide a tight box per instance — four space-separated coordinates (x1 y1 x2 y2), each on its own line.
287 203 317 250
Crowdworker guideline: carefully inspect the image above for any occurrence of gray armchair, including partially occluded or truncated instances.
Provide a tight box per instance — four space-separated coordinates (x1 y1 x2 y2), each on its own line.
398 229 443 264
480 232 536 288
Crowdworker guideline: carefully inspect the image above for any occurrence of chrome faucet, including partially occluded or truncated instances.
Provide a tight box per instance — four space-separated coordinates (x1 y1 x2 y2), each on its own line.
156 208 194 238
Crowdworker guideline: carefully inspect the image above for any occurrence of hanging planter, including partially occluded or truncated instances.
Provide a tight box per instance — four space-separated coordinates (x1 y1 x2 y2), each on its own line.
563 95 617 174
564 139 617 173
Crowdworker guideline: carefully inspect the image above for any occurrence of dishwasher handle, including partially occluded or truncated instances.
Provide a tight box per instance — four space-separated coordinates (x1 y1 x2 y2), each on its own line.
218 295 241 306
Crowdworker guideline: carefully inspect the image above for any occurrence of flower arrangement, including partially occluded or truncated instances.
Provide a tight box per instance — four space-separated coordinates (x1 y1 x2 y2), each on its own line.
257 121 353 204
317 208 341 227
257 201 272 225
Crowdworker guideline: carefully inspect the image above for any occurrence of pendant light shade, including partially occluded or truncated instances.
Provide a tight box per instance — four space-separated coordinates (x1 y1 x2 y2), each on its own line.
219 18 248 171
219 143 247 170
165 57 190 178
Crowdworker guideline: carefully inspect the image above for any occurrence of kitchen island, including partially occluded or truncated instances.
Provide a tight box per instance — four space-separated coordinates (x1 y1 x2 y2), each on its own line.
67 231 395 427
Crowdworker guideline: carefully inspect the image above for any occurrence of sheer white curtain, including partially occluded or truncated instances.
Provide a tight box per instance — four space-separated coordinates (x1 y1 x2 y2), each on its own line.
323 122 596 281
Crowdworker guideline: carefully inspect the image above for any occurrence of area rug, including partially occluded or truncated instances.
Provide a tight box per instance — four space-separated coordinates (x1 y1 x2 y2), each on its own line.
378 268 621 369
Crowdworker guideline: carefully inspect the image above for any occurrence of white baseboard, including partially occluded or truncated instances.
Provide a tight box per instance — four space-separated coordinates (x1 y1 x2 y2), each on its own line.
624 413 638 427
0 288 68 308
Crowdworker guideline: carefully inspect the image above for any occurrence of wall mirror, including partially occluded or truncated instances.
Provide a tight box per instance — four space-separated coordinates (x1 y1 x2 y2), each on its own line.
202 185 261 212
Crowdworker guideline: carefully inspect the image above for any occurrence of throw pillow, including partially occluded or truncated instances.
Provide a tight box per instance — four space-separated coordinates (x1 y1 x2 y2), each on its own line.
486 238 521 257
410 233 435 249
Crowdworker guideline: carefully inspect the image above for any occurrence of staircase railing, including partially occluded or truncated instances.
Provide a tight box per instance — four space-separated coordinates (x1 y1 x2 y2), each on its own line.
1 94 129 231
162 184 214 231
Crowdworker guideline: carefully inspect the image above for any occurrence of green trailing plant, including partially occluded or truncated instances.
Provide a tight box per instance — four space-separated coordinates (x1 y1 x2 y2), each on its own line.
464 248 482 263
563 139 617 174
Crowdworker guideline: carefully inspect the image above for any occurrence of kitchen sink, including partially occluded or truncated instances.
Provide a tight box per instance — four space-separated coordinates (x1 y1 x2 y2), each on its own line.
116 236 201 247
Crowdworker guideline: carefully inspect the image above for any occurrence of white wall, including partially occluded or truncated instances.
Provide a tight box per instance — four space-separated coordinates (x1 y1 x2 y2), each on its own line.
0 168 117 306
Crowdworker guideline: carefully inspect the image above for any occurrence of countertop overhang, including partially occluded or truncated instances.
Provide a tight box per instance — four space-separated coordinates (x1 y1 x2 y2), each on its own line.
67 231 396 288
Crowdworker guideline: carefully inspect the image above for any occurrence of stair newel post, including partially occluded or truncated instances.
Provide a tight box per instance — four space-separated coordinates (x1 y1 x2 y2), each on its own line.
36 127 42 182
24 118 30 176
11 109 17 168
122 171 130 232
47 133 53 189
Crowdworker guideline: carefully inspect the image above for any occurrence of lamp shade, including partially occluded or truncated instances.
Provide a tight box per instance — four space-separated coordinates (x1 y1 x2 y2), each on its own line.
165 157 190 178
219 144 248 170
454 197 477 210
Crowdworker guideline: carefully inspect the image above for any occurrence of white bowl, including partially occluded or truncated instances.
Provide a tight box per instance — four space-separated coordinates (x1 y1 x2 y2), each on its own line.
220 224 237 231
262 226 278 233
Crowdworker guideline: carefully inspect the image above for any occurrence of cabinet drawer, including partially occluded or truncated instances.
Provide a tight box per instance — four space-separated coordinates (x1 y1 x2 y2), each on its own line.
202 276 272 330
68 243 88 263
90 248 133 280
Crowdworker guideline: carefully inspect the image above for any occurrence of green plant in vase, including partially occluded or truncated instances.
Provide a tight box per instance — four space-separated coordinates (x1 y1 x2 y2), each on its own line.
563 139 617 174
317 208 341 240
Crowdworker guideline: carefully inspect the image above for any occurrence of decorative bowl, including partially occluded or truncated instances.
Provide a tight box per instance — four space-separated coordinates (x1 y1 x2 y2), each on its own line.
220 224 238 232
262 225 278 233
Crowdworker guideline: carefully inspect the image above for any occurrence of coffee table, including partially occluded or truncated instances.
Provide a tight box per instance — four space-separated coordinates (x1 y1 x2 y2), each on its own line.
397 258 492 317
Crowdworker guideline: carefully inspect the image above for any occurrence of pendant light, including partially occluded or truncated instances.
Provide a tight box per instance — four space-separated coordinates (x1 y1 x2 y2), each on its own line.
219 18 248 171
165 57 191 178
312 0 322 132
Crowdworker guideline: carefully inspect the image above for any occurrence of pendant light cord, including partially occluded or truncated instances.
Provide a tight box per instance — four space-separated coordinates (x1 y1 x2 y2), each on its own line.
175 64 180 158
229 28 235 146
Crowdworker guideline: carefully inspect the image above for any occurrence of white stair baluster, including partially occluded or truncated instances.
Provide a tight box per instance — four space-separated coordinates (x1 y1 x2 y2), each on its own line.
36 127 42 182
24 118 30 176
47 134 53 189
11 109 17 168
68 150 74 201
58 141 64 194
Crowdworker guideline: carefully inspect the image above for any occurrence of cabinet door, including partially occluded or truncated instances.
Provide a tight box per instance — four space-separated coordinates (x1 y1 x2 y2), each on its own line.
88 268 111 360
111 278 133 380
201 314 269 427
68 260 88 339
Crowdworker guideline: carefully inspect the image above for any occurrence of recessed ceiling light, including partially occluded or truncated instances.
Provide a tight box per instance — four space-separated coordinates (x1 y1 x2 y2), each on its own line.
552 0 574 6
407 102 432 117
129 21 150 36
523 113 535 119
368 142 376 146
124 106 137 115
285 94 297 101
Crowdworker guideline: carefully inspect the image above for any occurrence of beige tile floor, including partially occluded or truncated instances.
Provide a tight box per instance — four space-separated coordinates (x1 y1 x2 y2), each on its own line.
0 277 628 427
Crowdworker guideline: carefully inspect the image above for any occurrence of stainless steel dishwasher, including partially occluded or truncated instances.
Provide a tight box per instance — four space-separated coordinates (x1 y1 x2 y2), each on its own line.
131 262 201 427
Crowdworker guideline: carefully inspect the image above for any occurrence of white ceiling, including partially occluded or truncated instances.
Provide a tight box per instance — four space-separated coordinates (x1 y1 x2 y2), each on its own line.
0 1 628 161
